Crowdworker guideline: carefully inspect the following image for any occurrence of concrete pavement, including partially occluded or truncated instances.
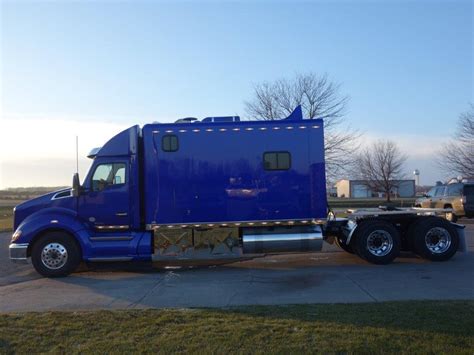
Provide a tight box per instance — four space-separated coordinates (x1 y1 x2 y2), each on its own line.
1 221 473 312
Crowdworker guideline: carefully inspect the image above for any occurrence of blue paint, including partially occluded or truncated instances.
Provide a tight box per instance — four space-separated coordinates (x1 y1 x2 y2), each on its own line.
11 108 327 261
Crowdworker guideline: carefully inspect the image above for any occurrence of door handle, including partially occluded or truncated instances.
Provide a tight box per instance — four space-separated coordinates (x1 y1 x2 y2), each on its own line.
116 212 128 217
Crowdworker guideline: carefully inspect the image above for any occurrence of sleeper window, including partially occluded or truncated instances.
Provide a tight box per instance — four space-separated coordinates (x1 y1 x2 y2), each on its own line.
162 135 179 152
263 152 291 170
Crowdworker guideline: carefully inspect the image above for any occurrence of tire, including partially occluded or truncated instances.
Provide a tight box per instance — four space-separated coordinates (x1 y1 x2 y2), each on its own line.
334 237 355 254
353 220 400 265
411 217 459 261
31 231 81 277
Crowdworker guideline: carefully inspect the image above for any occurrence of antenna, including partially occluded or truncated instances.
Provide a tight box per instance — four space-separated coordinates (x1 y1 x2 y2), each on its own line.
76 136 79 175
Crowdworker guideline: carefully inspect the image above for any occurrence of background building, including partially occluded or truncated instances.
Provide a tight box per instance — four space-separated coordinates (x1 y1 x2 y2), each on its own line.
335 180 416 198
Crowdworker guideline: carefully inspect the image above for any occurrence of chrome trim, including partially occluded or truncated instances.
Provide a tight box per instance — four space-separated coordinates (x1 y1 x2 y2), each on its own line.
51 189 73 200
424 227 452 254
345 220 358 245
366 230 393 257
9 243 29 263
90 236 134 241
87 257 133 262
41 243 68 270
243 233 322 243
146 218 325 230
95 225 130 230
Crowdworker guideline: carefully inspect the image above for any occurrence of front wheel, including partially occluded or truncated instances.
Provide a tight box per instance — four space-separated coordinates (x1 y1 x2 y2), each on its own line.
31 232 81 277
353 220 400 265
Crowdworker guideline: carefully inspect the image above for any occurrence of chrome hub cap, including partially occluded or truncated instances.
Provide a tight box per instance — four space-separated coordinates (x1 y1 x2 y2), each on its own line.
425 227 451 254
366 230 393 257
41 243 68 269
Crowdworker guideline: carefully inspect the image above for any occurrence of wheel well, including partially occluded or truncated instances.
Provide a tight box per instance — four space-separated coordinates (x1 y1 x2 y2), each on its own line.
444 204 453 209
27 228 83 258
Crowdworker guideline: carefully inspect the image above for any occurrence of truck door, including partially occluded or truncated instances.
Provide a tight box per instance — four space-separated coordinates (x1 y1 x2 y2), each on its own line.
420 187 435 208
78 161 131 230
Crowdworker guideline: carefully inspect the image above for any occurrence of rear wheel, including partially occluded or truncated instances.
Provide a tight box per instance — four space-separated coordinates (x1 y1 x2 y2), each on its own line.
411 217 459 261
31 231 81 277
353 220 400 265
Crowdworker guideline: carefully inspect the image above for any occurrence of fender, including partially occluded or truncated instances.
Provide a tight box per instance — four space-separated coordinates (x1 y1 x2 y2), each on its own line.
13 207 92 258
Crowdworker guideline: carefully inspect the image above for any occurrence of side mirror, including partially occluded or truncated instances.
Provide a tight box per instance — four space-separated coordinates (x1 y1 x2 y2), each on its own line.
72 173 81 197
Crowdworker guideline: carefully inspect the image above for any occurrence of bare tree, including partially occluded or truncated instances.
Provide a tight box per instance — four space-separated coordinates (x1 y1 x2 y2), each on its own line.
356 140 408 202
245 73 359 180
438 105 474 179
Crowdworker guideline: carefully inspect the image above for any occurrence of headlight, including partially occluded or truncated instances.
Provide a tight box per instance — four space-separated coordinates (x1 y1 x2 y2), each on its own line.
11 229 22 242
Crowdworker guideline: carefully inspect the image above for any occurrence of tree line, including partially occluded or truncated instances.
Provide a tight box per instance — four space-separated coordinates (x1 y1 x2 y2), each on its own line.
245 72 473 201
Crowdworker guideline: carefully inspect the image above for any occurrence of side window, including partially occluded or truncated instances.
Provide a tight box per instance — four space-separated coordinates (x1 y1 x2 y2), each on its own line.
162 135 179 152
263 152 291 171
92 163 127 191
426 187 436 197
434 186 446 197
447 184 463 196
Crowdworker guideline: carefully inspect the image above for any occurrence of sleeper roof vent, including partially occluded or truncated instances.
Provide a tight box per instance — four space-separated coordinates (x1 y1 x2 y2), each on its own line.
202 116 240 123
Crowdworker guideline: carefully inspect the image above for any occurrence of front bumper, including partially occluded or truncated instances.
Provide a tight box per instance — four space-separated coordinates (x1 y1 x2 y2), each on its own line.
9 243 29 263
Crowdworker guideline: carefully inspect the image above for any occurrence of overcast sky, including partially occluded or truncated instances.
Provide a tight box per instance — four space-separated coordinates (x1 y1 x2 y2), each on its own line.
0 0 472 188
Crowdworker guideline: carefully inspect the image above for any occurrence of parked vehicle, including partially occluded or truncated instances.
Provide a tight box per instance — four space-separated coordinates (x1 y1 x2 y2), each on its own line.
9 107 465 277
414 182 474 222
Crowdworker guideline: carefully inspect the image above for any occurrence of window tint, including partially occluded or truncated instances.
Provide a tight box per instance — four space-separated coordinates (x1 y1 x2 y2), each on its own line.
263 152 291 170
162 135 179 152
426 187 437 197
92 163 126 191
434 186 446 197
447 183 463 196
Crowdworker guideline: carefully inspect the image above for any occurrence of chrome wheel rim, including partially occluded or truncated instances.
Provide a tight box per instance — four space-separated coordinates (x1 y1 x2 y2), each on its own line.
366 230 393 257
425 227 451 254
41 243 68 269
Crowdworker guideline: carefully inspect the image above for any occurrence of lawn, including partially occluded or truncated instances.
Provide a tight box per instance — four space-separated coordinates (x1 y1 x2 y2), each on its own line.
0 301 472 353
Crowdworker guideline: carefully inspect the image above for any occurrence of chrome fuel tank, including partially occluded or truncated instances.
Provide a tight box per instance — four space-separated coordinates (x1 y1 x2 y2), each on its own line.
242 225 323 254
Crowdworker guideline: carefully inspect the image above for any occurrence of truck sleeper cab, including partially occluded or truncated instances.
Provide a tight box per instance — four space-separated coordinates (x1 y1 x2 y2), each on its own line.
9 107 464 277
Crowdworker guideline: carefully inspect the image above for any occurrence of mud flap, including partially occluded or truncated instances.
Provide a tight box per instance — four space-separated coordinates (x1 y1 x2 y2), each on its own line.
451 223 467 252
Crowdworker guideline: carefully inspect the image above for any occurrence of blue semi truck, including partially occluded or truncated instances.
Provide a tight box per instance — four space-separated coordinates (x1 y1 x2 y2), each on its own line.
9 107 464 276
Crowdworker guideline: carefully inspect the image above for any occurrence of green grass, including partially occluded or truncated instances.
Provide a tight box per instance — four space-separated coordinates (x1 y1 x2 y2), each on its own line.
0 301 472 353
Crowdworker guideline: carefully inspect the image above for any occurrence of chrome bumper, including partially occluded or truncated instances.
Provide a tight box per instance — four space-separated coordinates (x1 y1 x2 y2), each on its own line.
9 243 29 263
